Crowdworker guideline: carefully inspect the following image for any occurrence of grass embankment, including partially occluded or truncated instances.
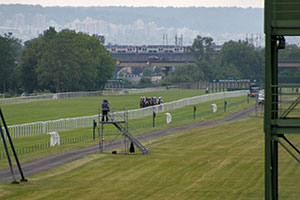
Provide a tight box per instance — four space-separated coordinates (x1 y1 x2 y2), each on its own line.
0 89 207 125
0 95 254 169
1 116 299 199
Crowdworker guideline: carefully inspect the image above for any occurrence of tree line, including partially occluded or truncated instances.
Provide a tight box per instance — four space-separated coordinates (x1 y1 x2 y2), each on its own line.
1 31 300 96
0 27 115 95
164 36 300 85
0 32 22 95
163 36 265 85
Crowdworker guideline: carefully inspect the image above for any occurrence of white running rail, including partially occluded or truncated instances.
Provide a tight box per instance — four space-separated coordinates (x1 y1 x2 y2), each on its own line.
4 90 247 138
0 87 169 105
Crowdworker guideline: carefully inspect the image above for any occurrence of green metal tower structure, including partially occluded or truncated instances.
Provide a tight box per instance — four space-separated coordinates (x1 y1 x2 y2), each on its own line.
265 0 300 199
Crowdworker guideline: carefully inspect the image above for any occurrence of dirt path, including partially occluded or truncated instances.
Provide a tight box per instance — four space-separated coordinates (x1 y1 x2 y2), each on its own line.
0 106 256 183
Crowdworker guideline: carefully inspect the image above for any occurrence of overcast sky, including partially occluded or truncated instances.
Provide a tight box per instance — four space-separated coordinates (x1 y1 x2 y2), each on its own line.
1 0 263 8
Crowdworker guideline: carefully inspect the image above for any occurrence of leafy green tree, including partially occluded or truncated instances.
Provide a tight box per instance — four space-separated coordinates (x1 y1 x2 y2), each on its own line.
164 35 218 84
165 36 265 84
187 35 216 62
153 66 162 75
279 44 300 59
143 68 153 76
197 59 218 81
0 33 22 94
221 63 242 78
218 41 264 79
95 44 116 90
139 77 152 87
165 63 204 84
36 30 81 92
20 27 115 93
278 44 300 79
186 35 218 81
20 39 44 93
20 28 57 93
119 78 133 88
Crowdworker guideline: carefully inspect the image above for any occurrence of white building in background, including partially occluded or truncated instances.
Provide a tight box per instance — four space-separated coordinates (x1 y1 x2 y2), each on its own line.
146 22 157 38
13 13 25 28
151 76 162 83
0 12 267 46
61 17 199 44
84 17 98 34
4 13 25 28
96 20 108 35
34 14 46 29
48 20 61 30
108 23 118 37
66 17 109 35
134 19 144 30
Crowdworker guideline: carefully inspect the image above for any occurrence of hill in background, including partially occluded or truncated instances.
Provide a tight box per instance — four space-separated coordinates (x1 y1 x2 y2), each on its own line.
0 4 263 44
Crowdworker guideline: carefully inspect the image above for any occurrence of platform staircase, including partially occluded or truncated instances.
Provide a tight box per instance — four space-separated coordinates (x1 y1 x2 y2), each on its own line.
112 121 149 154
99 109 149 155
280 95 300 118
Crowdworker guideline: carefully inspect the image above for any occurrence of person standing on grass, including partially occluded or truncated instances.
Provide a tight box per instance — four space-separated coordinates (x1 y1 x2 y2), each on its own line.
158 96 163 104
102 99 110 121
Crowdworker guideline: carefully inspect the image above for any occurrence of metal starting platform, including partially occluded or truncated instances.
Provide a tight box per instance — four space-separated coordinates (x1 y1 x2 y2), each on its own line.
98 108 149 155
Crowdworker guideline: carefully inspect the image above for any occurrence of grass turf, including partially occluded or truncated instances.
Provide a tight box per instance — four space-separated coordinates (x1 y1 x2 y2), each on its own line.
0 89 207 125
0 96 253 169
0 116 299 199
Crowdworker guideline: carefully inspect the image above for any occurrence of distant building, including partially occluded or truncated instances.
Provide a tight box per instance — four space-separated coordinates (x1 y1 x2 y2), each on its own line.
13 13 25 28
34 14 46 29
151 76 162 83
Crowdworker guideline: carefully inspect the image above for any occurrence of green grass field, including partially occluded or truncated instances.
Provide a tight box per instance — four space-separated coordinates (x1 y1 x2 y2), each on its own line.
1 89 208 125
0 95 253 169
0 116 299 200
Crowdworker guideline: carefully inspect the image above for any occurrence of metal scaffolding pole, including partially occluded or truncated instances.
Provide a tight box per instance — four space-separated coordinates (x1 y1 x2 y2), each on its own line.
0 108 27 183
265 1 300 199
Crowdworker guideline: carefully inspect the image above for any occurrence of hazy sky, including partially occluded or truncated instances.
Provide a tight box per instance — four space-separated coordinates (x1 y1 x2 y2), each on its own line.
1 0 263 8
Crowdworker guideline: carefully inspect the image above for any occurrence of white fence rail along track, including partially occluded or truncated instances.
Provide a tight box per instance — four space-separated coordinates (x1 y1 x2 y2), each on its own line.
3 91 247 139
0 87 169 105
0 91 102 105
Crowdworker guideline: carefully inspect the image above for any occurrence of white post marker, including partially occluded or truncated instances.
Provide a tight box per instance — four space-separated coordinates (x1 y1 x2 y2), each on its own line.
211 104 217 113
165 113 172 124
159 103 164 112
47 131 61 147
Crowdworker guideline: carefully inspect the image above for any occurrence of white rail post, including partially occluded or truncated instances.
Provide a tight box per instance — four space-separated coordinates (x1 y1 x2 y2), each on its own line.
43 122 46 134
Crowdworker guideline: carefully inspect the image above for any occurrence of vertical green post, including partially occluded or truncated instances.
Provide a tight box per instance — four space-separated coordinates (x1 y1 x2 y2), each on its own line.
265 0 282 193
153 111 156 128
264 33 274 200
93 120 96 140
193 106 197 119
247 93 249 104
265 0 272 198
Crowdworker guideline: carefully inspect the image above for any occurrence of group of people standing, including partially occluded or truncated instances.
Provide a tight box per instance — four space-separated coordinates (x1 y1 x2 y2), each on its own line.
101 96 164 121
140 96 163 108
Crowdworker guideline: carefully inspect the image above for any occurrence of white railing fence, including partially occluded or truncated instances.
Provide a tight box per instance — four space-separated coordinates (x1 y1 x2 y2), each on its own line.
102 87 169 95
0 91 102 105
4 90 248 139
0 87 170 105
127 90 247 119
